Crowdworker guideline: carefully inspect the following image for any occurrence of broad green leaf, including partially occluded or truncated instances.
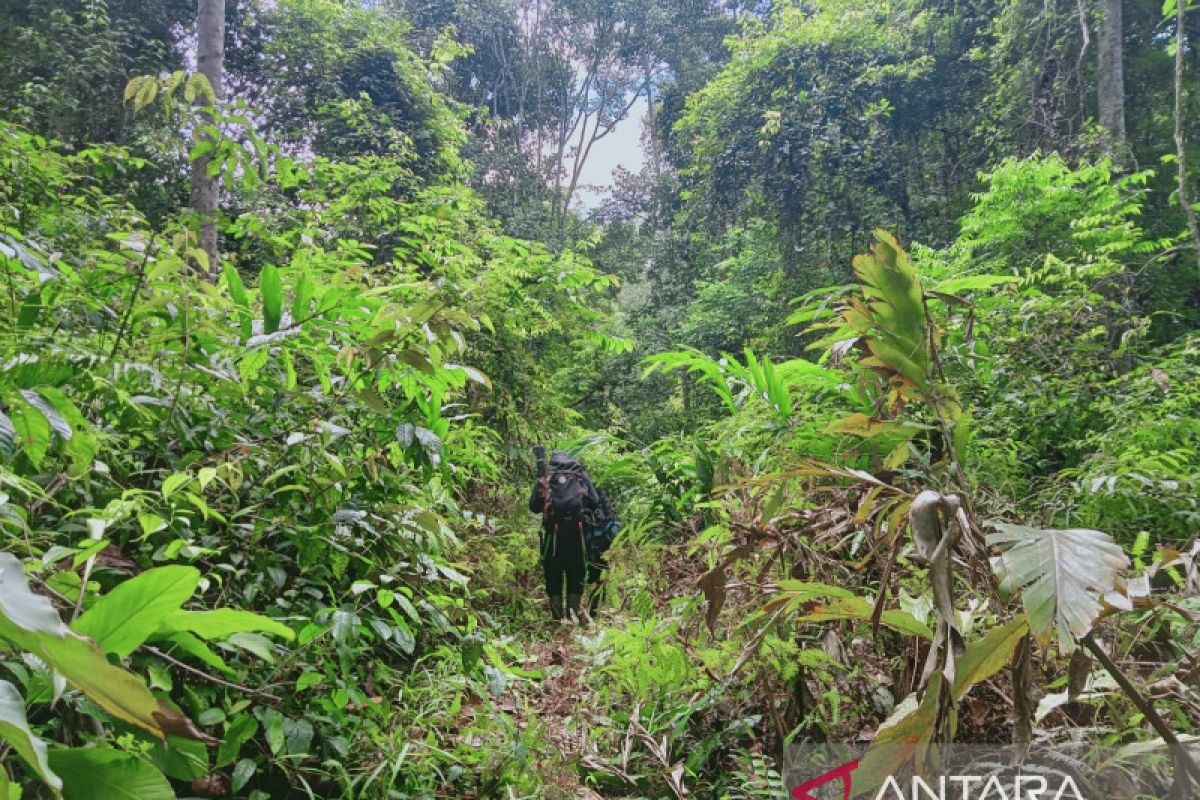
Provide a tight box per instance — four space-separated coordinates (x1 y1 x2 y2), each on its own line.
138 513 167 537
161 473 190 499
123 75 145 102
223 262 253 340
197 466 217 490
17 390 70 442
0 553 175 738
133 77 158 112
263 709 285 755
184 72 215 106
8 399 50 467
227 631 275 662
47 748 174 800
291 272 314 322
987 522 1129 652
295 673 323 692
952 616 1029 701
34 387 86 435
260 264 283 334
392 621 415 654
283 717 313 756
0 679 60 791
156 631 233 675
74 566 200 657
231 758 256 792
216 715 258 768
157 608 294 641
148 734 208 781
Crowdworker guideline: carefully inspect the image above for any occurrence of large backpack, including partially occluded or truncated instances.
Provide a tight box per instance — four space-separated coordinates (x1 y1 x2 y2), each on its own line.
542 456 589 525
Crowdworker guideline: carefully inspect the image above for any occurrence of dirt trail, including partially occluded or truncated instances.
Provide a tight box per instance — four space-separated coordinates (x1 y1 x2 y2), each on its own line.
517 621 610 799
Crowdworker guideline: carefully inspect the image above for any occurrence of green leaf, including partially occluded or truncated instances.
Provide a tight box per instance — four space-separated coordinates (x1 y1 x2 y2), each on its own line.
74 566 200 658
283 717 313 756
987 522 1129 652
0 553 176 738
34 387 86 433
260 264 283 334
157 609 294 641
47 748 174 800
133 78 158 113
952 616 1029 701
161 473 190 499
392 620 415 655
223 263 253 340
157 631 232 674
148 734 208 781
0 679 61 791
184 72 215 105
291 272 314 322
263 709 285 755
216 715 258 768
295 673 323 692
16 288 44 329
231 758 256 792
138 513 167 537
8 398 51 467
226 632 275 662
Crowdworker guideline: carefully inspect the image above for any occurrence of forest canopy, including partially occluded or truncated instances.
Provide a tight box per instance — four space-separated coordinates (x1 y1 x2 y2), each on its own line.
0 0 1198 798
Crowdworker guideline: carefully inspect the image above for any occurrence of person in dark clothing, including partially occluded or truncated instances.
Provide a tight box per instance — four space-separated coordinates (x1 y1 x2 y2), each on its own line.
529 450 600 622
584 484 619 613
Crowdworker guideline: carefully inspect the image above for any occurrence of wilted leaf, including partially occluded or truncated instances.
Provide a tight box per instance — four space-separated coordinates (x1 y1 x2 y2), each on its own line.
797 596 933 640
696 565 727 635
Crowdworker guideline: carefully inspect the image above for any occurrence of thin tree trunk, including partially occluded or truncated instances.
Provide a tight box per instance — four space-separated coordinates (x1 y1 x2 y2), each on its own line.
643 54 661 185
1174 0 1200 286
1097 0 1126 152
191 0 224 278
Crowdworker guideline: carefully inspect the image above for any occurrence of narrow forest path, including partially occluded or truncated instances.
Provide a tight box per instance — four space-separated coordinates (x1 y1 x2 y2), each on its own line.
522 624 604 798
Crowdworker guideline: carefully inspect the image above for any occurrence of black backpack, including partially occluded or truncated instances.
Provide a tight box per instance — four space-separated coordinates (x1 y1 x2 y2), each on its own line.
543 457 588 524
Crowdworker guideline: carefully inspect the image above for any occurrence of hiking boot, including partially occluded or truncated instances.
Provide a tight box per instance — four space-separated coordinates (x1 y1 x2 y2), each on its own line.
547 595 564 621
567 593 588 626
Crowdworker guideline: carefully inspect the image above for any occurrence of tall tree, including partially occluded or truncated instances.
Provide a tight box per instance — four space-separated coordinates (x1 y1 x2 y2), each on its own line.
191 0 225 275
1097 0 1126 149
1173 0 1200 284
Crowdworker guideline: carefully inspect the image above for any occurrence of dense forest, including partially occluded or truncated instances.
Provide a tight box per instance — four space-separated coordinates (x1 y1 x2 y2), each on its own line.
1 0 1198 797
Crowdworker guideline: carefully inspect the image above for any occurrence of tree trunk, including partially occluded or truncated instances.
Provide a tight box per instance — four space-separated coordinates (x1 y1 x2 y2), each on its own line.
1174 0 1200 287
191 0 224 278
1097 0 1126 151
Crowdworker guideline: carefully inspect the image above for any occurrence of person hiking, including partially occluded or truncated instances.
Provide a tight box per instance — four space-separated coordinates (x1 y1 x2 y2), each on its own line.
583 484 620 614
530 448 600 622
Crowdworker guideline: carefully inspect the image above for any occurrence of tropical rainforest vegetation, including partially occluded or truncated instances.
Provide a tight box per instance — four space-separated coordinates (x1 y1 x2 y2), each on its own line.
0 0 1198 798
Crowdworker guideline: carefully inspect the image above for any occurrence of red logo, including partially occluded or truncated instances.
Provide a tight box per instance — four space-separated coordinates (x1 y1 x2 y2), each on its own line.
791 759 859 800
